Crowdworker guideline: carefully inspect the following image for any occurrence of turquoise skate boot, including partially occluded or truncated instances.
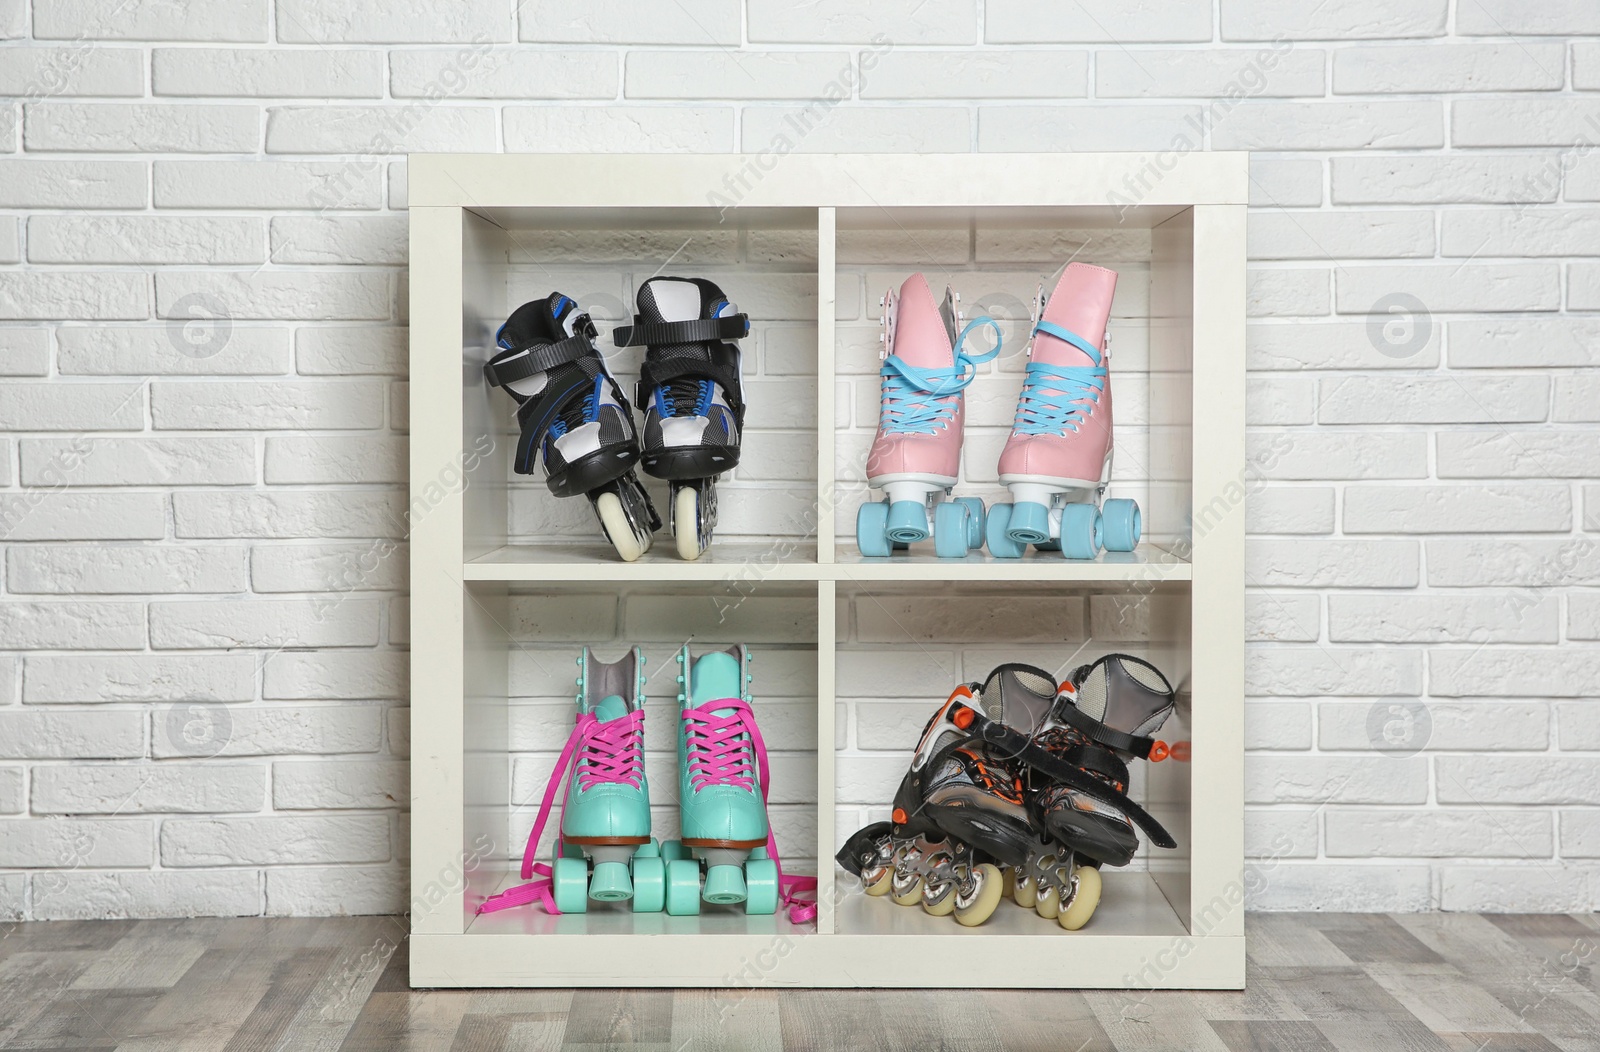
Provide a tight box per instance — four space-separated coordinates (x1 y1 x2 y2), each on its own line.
477 646 665 916
662 644 782 916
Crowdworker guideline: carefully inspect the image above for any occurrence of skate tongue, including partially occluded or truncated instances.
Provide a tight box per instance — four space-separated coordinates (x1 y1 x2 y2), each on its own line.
978 664 1057 734
1071 655 1175 736
591 694 629 723
639 276 733 325
498 292 580 349
1035 263 1117 368
690 651 744 718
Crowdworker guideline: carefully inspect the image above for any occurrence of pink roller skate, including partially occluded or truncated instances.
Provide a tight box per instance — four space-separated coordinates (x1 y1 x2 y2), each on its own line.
856 273 1001 558
987 262 1141 560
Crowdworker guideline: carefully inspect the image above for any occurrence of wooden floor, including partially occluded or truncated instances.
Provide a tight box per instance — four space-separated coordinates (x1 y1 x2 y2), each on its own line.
1 913 1598 1050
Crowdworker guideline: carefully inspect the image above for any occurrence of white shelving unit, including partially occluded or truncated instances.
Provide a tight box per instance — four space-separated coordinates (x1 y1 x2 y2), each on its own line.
408 153 1247 989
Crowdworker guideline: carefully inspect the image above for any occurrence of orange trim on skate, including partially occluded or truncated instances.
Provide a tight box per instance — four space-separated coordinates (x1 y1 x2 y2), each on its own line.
562 835 651 846
681 837 768 849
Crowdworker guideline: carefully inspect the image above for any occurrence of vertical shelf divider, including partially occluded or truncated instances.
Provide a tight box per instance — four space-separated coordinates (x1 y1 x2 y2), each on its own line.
815 578 837 935
816 206 837 565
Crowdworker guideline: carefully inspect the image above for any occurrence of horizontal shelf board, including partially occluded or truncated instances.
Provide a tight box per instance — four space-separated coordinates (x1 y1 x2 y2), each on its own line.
834 543 1190 583
465 542 821 582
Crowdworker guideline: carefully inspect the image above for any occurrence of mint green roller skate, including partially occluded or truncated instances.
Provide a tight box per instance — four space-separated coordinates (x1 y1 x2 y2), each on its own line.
662 644 782 916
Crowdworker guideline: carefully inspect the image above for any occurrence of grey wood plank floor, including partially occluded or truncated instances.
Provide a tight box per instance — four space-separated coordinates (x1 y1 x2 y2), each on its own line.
1 913 1597 1051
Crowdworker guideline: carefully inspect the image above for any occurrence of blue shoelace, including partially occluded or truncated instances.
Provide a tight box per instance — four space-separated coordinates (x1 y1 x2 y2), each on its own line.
1014 320 1105 435
879 317 1002 435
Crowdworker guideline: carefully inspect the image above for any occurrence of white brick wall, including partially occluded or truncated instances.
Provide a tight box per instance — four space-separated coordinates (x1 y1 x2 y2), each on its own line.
1 0 1598 919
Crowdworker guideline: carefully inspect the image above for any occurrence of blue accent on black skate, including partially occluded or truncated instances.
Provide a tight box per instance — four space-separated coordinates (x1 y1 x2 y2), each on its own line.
552 294 571 317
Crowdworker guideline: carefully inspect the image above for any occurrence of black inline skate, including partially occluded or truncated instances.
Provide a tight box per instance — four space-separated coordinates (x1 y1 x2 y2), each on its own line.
613 277 748 561
484 293 660 561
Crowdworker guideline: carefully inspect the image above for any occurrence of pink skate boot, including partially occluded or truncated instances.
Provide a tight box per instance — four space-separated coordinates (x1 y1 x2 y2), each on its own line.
856 273 1001 558
987 262 1141 560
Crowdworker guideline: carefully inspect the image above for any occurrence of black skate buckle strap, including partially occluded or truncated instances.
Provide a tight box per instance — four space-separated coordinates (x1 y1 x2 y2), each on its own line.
1052 700 1166 761
634 343 744 417
612 314 749 348
484 331 597 390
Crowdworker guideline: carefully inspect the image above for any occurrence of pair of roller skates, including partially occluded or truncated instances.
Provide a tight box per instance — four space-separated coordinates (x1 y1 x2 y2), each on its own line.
856 263 1141 561
484 278 748 562
479 644 815 921
836 655 1177 931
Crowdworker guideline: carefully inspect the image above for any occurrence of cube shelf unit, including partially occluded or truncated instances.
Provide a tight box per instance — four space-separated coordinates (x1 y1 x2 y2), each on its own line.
408 153 1247 989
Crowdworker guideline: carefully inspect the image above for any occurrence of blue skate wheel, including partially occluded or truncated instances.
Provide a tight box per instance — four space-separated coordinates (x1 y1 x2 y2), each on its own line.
985 503 1026 559
631 855 665 913
665 858 702 916
1060 503 1102 560
702 863 747 905
885 500 930 545
1007 501 1051 546
856 501 891 558
933 501 970 559
955 497 986 549
744 857 779 915
552 856 589 914
661 839 690 862
1101 499 1141 552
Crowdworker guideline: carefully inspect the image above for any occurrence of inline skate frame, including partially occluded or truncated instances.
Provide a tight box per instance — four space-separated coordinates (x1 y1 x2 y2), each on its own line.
987 262 1141 560
856 273 1001 559
613 277 749 561
478 647 661 915
484 293 659 561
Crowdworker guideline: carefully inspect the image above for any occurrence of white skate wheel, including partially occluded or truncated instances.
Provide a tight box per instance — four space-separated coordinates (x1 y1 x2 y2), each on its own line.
953 863 1004 927
673 486 704 562
596 492 647 562
1058 867 1102 931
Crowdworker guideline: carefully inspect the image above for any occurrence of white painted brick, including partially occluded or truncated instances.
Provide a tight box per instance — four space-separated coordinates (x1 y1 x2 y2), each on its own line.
1570 595 1600 642
1570 264 1600 312
1456 0 1600 35
154 160 383 210
1248 321 1440 370
153 704 382 758
1245 646 1422 696
1247 211 1434 260
34 0 268 41
296 327 405 375
1563 813 1600 857
28 215 264 266
266 864 404 915
387 708 408 757
150 599 382 649
1249 158 1323 208
1246 809 1318 859
1248 863 1431 911
1246 594 1319 642
154 48 384 98
1319 375 1547 425
1337 264 1559 314
0 46 145 96
629 51 851 99
1213 101 1443 151
0 600 145 651
505 594 617 642
32 764 263 813
1224 0 1444 39
1099 48 1325 98
1345 484 1570 534
0 494 165 541
1247 539 1420 588
1560 703 1600 750
162 814 388 866
1330 595 1556 644
392 49 613 100
1334 43 1564 93
273 760 405 809
0 217 15 264
863 51 1087 99
854 701 946 750
747 106 969 153
1328 811 1552 858
1252 432 1427 480
1578 43 1600 91
1331 155 1558 205
1450 319 1600 369
268 216 405 267
24 103 259 153
0 382 144 430
751 0 971 43
1244 701 1312 749
262 650 407 700
58 326 291 376
1246 756 1428 804
1439 757 1600 806
1454 99 1600 148
980 105 1203 153
34 870 260 920
250 542 404 596
0 710 143 758
622 594 815 643
0 329 49 375
987 1 1209 42
520 0 736 43
1429 538 1600 588
0 818 155 867
1320 700 1548 750
175 491 404 539
1442 209 1600 259
266 105 495 153
277 0 507 43
1247 268 1329 317
0 0 19 37
1441 866 1596 913
20 437 256 486
264 436 404 484
504 106 733 152
153 381 385 429
24 654 256 703
1246 486 1335 534
1437 649 1600 699
0 272 149 321
856 595 1085 643
7 545 247 594
1440 431 1600 479
0 768 21 814
838 649 962 699
157 271 390 323
1247 376 1315 424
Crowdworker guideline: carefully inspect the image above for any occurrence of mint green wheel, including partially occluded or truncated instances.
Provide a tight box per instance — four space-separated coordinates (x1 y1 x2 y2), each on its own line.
631 855 665 913
661 839 690 862
552 856 589 914
744 857 779 915
665 858 702 916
